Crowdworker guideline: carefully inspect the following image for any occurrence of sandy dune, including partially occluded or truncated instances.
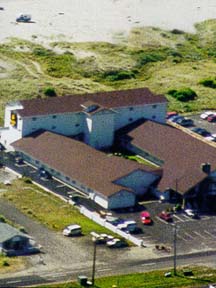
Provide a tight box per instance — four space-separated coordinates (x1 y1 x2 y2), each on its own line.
0 0 216 44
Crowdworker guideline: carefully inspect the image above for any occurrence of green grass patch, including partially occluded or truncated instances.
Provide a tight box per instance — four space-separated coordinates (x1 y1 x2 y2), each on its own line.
0 254 26 273
33 266 216 288
1 179 113 235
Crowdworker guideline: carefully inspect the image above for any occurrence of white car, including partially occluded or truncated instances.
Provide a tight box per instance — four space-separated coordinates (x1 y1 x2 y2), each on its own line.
117 220 137 233
63 224 82 236
200 111 215 120
184 209 199 219
106 238 127 248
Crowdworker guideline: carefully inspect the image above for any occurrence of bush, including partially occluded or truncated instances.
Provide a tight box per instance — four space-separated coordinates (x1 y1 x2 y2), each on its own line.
137 52 166 67
102 70 136 81
199 78 216 88
43 87 56 97
167 88 197 102
33 47 54 57
2 260 9 267
0 215 6 223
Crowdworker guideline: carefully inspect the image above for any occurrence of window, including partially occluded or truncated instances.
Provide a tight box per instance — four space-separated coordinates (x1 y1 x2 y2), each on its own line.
52 115 57 119
35 160 40 164
152 105 157 109
32 117 37 121
75 123 80 127
129 107 134 111
72 180 76 184
152 115 156 119
65 176 70 181
52 126 56 130
129 118 133 122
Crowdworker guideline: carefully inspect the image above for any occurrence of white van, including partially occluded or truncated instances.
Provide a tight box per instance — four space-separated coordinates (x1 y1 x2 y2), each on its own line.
63 224 82 236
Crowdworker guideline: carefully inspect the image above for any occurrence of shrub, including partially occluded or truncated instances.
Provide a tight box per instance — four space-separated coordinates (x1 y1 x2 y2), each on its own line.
170 29 185 34
168 88 197 102
137 52 166 67
33 47 54 57
199 78 216 88
102 70 136 81
0 215 6 223
2 260 9 267
43 87 57 97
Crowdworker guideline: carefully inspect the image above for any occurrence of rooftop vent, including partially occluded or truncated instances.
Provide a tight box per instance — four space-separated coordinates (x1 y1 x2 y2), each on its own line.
201 163 211 174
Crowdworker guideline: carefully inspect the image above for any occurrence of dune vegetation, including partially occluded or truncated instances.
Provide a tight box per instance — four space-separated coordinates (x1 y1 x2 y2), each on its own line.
1 19 216 124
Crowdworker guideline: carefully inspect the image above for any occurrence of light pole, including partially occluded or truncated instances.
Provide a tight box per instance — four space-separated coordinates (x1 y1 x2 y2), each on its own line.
173 223 177 276
91 237 97 286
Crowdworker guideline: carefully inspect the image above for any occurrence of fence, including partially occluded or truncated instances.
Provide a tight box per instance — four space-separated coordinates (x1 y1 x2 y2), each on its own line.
80 206 144 247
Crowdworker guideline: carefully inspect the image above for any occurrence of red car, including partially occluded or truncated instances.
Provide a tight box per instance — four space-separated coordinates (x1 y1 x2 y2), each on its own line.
158 211 172 222
207 114 216 122
140 211 152 225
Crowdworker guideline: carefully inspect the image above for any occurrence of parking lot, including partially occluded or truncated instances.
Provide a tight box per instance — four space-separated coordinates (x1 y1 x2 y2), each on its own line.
1 146 216 255
112 200 216 254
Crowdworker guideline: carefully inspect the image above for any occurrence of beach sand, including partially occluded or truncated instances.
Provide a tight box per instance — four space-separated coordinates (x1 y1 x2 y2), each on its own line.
0 0 216 44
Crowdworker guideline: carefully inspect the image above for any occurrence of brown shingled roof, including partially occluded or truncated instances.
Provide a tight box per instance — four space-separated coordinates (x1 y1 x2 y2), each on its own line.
12 131 162 197
127 121 216 194
18 88 167 117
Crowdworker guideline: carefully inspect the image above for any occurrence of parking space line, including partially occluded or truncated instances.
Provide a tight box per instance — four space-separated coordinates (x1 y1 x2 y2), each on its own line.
184 232 194 239
201 216 211 221
177 234 188 241
193 231 206 239
155 216 169 225
173 215 184 222
181 214 194 221
56 184 66 188
29 170 36 173
204 230 216 238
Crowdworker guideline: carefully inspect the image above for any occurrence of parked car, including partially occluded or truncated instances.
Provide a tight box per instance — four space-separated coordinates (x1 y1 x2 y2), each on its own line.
207 114 216 122
158 211 172 222
16 14 31 22
117 220 137 233
140 211 152 225
191 127 211 137
200 111 215 120
15 157 24 165
91 232 114 244
63 224 82 236
38 168 52 179
106 238 127 248
169 115 184 123
106 216 125 226
176 118 194 127
184 209 199 219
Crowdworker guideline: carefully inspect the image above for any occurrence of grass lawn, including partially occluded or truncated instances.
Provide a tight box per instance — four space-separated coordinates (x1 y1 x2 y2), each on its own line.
0 254 26 273
31 266 216 288
1 179 113 235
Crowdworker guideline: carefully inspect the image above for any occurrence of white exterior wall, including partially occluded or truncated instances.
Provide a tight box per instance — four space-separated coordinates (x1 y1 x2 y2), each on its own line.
84 111 115 149
93 194 108 209
114 103 167 130
22 112 84 137
114 170 159 195
0 127 22 150
108 190 136 209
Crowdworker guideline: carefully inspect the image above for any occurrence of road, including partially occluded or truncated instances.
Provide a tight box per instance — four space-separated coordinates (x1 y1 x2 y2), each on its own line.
0 251 216 287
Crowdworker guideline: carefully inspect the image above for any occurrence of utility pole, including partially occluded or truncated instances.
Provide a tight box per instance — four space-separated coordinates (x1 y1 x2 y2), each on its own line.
173 223 177 276
91 238 97 286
